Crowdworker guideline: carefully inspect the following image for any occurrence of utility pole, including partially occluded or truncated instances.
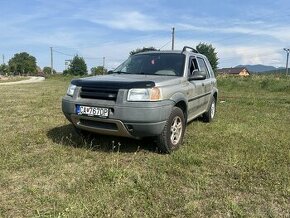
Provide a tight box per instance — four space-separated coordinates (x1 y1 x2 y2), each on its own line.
2 54 4 65
284 48 290 76
50 47 54 74
102 57 105 74
171 27 175 50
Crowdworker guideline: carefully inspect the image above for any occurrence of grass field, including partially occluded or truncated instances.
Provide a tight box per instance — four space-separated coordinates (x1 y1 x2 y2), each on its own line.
0 75 289 217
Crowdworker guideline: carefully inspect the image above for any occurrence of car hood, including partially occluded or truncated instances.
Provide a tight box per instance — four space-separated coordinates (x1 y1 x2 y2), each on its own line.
71 74 182 89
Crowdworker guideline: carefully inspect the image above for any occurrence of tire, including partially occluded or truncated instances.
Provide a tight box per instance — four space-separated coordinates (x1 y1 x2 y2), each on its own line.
156 107 185 153
203 97 216 122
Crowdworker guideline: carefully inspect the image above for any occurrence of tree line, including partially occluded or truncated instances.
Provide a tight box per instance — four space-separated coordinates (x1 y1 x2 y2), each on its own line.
0 43 218 76
0 53 107 76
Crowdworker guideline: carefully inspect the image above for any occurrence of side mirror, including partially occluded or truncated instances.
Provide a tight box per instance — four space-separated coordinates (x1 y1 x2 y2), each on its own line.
107 70 114 74
188 71 206 81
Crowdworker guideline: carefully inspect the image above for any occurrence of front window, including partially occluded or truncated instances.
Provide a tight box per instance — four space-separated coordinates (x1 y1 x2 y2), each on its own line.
197 57 210 78
114 53 185 76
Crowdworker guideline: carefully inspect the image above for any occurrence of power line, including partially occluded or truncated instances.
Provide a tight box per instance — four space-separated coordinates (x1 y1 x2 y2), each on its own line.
53 49 103 60
53 49 75 57
53 34 163 50
158 40 171 50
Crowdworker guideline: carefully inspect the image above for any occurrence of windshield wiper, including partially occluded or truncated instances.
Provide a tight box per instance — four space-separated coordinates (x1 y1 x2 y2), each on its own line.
112 71 150 75
112 71 130 74
153 73 177 76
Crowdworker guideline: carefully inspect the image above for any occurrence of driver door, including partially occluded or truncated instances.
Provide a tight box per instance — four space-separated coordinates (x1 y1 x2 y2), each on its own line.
187 57 205 121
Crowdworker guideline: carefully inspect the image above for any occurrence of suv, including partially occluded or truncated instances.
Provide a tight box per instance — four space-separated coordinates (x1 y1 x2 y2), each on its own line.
62 46 218 153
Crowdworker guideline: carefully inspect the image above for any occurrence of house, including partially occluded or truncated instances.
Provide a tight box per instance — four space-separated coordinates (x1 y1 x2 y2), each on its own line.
217 67 250 76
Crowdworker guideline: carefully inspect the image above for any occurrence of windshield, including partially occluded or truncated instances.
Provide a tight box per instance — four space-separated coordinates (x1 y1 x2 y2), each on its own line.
114 53 185 76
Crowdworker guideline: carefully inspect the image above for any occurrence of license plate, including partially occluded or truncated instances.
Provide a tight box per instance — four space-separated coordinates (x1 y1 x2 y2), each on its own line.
76 105 109 118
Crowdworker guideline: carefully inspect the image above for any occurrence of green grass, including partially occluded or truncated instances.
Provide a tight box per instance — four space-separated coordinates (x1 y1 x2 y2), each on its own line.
0 75 289 217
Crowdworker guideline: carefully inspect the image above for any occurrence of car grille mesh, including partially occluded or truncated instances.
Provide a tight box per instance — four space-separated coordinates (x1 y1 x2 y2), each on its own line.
80 87 118 101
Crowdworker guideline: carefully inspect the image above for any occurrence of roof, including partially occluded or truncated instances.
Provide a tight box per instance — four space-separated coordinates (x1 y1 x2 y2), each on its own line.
217 67 249 74
136 50 207 59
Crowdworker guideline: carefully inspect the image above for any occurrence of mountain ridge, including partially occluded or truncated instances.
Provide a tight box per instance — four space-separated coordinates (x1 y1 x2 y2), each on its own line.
234 64 284 73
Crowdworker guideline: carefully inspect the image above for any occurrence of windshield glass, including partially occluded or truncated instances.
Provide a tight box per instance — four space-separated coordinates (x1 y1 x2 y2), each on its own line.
114 53 185 76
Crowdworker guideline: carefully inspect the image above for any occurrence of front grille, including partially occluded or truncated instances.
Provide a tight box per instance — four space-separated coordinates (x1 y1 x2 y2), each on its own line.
80 119 118 130
80 87 118 101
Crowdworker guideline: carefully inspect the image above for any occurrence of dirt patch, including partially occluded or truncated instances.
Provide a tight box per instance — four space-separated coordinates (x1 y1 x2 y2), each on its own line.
0 76 45 85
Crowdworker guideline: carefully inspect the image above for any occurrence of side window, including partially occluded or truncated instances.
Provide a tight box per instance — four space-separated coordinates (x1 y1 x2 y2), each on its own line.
197 57 210 78
188 57 199 76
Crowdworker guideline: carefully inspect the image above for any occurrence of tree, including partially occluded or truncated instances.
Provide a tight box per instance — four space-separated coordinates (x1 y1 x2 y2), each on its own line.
91 66 107 75
65 55 88 76
0 64 9 75
129 46 157 56
63 69 69 75
8 52 37 75
196 43 219 73
43 66 56 75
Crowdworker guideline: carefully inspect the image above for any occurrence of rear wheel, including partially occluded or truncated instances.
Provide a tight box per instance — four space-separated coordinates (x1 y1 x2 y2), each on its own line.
156 107 185 153
203 97 216 122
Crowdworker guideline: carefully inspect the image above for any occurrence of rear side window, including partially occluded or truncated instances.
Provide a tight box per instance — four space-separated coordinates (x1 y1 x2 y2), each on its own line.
204 58 215 78
197 57 210 78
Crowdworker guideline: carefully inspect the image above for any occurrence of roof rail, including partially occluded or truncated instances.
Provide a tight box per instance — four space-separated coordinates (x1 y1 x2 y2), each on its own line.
182 46 199 53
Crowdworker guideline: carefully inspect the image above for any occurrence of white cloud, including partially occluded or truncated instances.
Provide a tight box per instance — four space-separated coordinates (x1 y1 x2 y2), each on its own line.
217 45 284 67
2 2 288 71
50 35 285 71
176 22 290 42
76 10 168 31
77 37 175 69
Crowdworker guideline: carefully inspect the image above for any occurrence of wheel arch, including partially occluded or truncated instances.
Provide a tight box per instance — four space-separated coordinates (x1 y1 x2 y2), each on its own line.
213 91 218 101
169 92 188 122
175 100 187 122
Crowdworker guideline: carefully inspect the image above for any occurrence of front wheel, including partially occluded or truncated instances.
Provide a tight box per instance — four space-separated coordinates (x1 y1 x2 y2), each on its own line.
156 107 185 153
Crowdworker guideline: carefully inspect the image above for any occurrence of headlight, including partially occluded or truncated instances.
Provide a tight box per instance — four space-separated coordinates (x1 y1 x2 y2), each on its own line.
127 87 161 101
66 84 76 97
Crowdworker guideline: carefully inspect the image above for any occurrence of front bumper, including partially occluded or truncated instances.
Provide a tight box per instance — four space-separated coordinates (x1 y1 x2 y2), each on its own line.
62 96 174 138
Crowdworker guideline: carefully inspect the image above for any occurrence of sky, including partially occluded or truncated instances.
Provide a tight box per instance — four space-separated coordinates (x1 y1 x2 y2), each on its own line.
1 0 290 72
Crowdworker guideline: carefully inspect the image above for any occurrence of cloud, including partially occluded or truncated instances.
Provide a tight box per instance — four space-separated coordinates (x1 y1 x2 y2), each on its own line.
217 45 284 67
55 35 285 71
176 21 290 42
75 8 168 31
76 37 175 69
1 1 288 71
98 11 167 31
